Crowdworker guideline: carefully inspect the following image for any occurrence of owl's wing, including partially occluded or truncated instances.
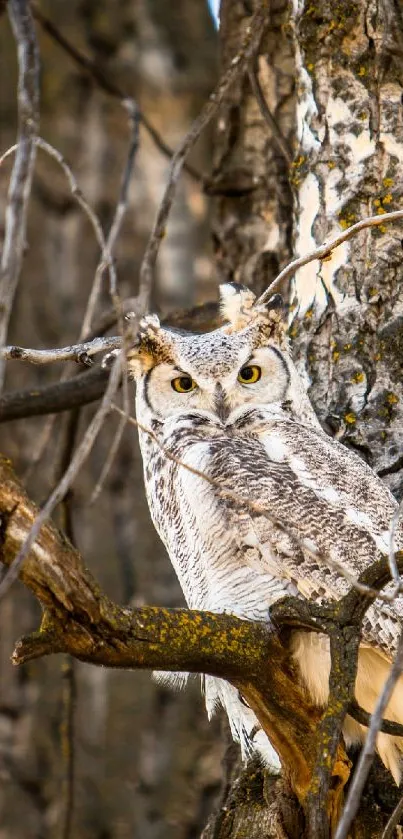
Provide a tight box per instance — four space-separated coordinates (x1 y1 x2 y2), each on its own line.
188 417 402 656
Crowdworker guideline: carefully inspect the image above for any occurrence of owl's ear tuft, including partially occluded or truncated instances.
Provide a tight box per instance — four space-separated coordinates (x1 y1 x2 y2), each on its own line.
219 283 257 333
139 313 161 338
265 293 284 312
219 283 286 343
127 315 175 377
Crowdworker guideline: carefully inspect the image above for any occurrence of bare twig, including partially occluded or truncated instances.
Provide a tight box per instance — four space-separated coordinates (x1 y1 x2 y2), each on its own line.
107 101 140 296
0 0 40 391
248 62 292 164
0 336 122 365
80 99 140 336
35 137 116 311
1 127 135 480
348 698 403 737
0 354 122 601
257 209 403 305
381 792 403 838
89 410 127 504
3 138 114 341
138 2 269 310
30 2 202 182
0 144 19 167
334 631 403 839
85 102 141 498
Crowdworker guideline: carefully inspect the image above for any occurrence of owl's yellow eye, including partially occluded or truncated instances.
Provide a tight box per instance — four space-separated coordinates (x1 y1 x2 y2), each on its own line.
237 365 261 385
171 375 197 393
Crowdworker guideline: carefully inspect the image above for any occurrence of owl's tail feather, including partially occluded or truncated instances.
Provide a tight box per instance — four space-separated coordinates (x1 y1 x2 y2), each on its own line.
153 670 190 689
291 631 403 785
204 675 281 772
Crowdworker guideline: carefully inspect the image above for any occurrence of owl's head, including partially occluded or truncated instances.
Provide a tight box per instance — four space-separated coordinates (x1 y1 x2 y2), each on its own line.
128 283 316 427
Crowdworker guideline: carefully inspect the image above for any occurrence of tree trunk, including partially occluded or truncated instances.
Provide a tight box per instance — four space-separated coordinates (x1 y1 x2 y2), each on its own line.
2 0 403 836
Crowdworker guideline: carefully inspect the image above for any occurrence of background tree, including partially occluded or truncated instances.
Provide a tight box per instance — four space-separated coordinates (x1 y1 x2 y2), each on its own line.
1 1 403 838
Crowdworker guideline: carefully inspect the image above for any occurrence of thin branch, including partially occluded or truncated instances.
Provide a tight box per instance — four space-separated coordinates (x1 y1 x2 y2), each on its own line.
0 145 18 167
35 137 116 308
0 354 122 601
1 137 119 324
0 300 217 423
0 336 122 365
248 62 293 164
80 99 140 336
348 699 403 737
138 2 269 310
0 0 40 391
381 793 403 839
89 409 127 504
334 631 403 839
30 2 202 182
83 105 139 492
257 209 403 305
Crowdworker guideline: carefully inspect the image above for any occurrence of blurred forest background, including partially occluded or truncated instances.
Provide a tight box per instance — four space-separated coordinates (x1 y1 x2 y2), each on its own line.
2 0 403 836
0 2 225 837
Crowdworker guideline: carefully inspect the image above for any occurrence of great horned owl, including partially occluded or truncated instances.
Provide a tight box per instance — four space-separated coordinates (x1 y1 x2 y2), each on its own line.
128 282 403 783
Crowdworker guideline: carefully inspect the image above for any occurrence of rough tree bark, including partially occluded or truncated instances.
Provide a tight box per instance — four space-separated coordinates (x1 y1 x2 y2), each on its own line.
2 0 403 838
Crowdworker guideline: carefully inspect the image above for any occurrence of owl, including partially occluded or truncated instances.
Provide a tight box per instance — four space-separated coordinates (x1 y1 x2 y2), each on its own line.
127 282 403 783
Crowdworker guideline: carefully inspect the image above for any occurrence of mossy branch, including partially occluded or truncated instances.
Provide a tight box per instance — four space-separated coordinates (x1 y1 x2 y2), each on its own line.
0 455 320 801
0 454 401 837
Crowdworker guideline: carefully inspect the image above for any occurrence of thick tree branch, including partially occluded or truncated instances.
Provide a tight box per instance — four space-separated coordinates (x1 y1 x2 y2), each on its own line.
0 365 109 422
0 453 320 803
0 301 220 425
1 453 403 838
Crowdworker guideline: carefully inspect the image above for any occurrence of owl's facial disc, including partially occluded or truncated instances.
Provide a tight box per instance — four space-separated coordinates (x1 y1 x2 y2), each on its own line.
137 342 291 424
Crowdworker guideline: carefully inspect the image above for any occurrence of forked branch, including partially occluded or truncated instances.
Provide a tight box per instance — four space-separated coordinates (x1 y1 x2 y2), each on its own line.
1 455 402 837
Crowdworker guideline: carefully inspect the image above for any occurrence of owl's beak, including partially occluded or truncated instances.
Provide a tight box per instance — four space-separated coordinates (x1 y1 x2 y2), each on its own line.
214 383 230 422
